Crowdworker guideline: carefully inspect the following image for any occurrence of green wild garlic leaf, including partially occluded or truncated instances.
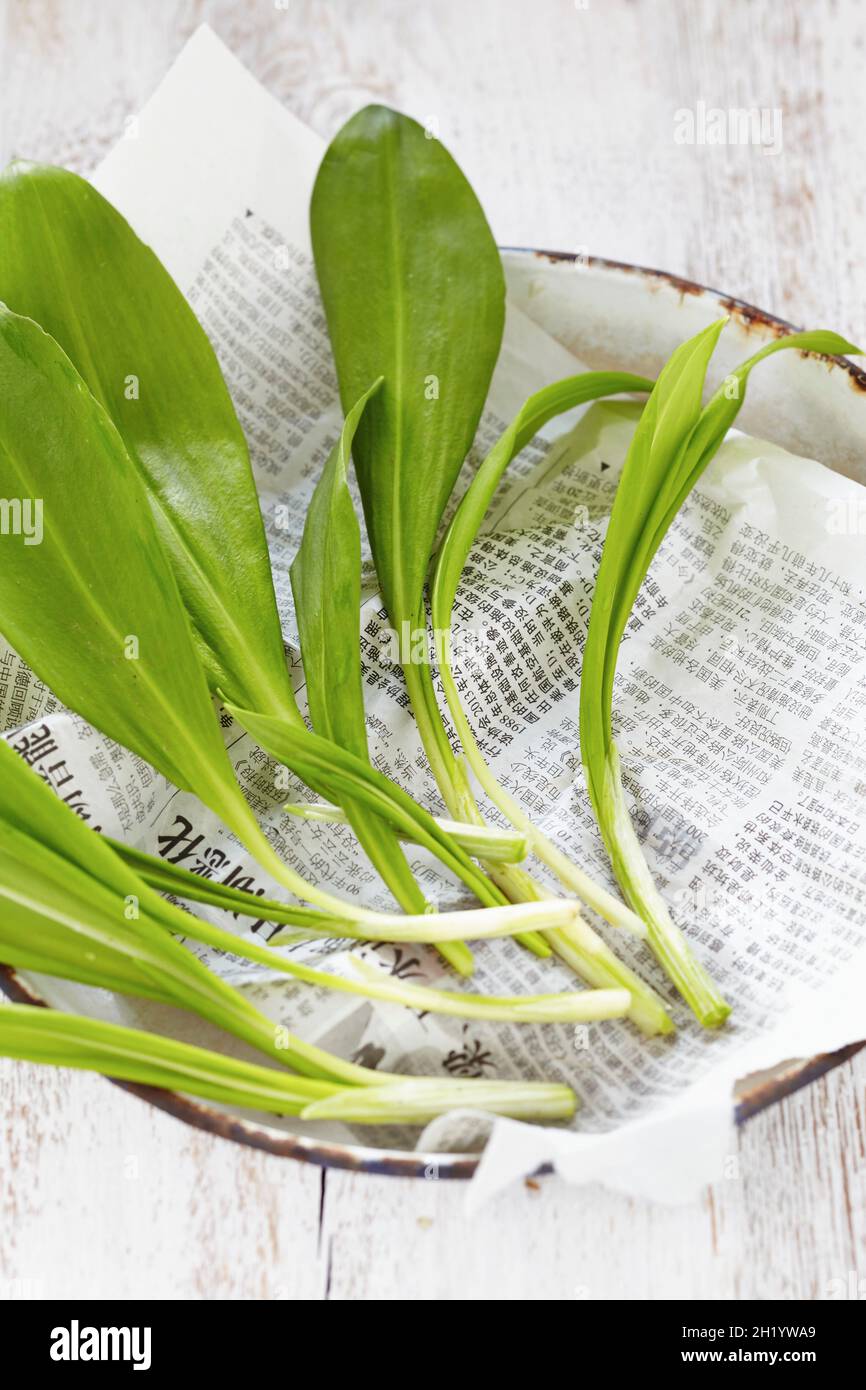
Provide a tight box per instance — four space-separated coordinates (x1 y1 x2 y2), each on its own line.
0 163 519 920
0 305 359 916
0 162 293 718
288 378 463 941
579 321 862 1026
431 371 654 671
310 105 506 635
291 382 384 758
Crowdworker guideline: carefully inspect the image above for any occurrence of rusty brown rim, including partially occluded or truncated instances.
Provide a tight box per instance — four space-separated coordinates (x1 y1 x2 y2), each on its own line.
503 246 866 393
2 248 863 1179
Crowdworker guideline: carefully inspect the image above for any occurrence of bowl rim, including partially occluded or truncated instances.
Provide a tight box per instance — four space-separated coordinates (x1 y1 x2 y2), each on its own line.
3 247 863 1181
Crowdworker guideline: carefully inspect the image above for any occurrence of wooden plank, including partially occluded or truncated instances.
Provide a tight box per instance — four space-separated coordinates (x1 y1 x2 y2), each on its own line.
0 1055 327 1300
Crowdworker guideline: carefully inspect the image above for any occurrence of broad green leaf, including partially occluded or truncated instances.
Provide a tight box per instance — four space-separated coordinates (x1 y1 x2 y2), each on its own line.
0 306 370 918
310 105 506 633
0 822 243 1013
0 306 237 796
0 161 292 718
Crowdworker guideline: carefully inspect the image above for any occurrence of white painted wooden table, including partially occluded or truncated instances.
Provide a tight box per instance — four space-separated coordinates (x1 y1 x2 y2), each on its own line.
1 0 865 1301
